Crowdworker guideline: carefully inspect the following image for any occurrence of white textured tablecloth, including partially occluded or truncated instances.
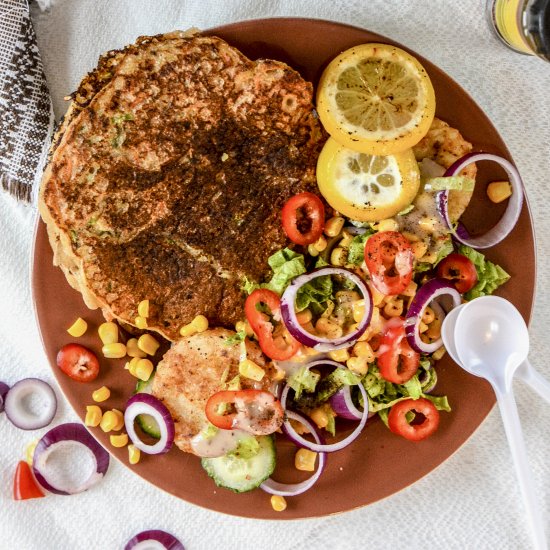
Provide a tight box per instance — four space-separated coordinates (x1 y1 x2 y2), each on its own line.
1 1 550 548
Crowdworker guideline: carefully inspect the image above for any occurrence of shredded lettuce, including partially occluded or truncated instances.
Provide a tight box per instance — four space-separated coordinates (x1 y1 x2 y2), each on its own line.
288 367 320 399
332 368 359 386
263 248 307 295
315 256 329 268
202 424 219 440
347 231 375 266
241 276 260 295
458 245 510 300
224 330 246 346
295 274 333 314
423 176 475 192
424 394 452 412
414 236 454 273
399 376 422 400
228 436 260 459
292 368 357 410
325 412 336 437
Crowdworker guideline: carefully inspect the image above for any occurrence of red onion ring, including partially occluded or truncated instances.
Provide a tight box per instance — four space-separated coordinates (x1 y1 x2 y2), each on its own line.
32 423 110 495
4 378 57 430
437 152 524 249
261 410 327 496
280 267 372 352
124 393 175 454
125 529 185 550
0 381 9 413
405 278 461 354
330 385 375 420
280 360 369 452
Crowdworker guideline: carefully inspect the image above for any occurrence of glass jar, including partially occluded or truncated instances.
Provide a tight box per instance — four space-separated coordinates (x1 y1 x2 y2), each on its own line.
486 0 550 61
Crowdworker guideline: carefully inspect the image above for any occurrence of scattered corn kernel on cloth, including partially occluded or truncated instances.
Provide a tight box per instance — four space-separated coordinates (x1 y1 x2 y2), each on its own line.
1 1 550 549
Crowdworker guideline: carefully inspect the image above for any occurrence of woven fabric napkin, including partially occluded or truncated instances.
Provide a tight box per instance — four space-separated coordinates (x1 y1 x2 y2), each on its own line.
0 0 53 203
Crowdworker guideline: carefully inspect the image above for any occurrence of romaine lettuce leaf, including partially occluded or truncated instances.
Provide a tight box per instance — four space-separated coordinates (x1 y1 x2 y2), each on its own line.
458 245 510 300
288 367 320 399
263 248 307 295
347 231 375 266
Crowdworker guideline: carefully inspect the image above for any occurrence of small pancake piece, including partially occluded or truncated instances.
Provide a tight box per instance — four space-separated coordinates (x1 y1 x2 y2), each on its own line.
152 328 275 455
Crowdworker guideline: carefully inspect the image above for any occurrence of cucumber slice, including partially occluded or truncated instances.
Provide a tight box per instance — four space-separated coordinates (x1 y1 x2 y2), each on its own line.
134 372 160 439
201 435 276 493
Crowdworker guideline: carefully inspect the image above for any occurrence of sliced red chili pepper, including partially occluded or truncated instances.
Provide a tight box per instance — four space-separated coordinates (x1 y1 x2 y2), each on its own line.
388 398 440 441
378 318 420 384
56 343 100 383
245 289 300 361
205 390 284 435
364 231 413 296
436 252 478 293
13 461 45 501
281 192 325 245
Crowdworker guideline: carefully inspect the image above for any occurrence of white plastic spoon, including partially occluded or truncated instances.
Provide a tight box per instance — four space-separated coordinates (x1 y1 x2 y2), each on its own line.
452 295 547 550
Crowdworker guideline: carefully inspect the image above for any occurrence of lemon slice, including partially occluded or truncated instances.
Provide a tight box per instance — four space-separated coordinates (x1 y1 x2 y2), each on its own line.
316 137 420 222
316 43 435 156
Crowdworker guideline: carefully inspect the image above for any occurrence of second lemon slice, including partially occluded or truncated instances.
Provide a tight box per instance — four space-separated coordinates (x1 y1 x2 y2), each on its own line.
316 43 435 156
316 137 420 222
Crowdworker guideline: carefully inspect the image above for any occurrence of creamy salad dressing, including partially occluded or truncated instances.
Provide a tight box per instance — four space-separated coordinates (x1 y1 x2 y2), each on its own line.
191 428 250 458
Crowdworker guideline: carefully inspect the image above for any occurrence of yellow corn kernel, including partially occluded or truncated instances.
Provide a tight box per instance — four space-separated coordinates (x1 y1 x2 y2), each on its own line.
126 338 147 358
487 180 512 203
384 299 404 318
330 247 347 266
272 365 286 382
26 440 38 466
336 290 361 304
419 250 438 264
137 299 150 318
239 359 265 381
401 280 418 297
135 316 148 329
102 342 127 359
328 348 350 363
100 410 118 432
426 321 442 340
313 235 327 252
411 241 429 260
376 218 399 232
67 317 87 337
353 341 375 362
307 244 320 257
402 231 420 243
295 448 318 472
98 322 118 345
111 409 125 431
315 317 343 339
135 358 154 381
370 307 383 332
419 321 429 333
309 406 329 429
418 217 439 233
92 386 111 403
296 309 313 326
110 433 128 448
347 355 369 375
128 444 141 465
290 418 311 435
137 334 160 356
432 346 447 361
85 405 103 427
324 216 345 237
351 299 366 323
127 356 141 376
367 282 385 306
271 495 287 512
235 320 254 337
422 306 435 325
179 323 197 337
191 314 209 333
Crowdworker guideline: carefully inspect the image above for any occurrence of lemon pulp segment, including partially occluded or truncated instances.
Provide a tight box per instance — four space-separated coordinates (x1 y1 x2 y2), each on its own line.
316 137 420 222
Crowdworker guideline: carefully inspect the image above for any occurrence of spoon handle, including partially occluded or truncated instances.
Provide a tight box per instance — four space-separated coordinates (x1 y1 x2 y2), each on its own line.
494 385 548 550
517 360 550 405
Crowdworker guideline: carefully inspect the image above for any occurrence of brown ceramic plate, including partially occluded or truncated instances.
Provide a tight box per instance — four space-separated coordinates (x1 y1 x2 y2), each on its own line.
32 18 535 519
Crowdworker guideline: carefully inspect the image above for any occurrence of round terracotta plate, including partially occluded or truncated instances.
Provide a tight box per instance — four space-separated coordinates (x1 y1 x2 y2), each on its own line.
32 18 536 519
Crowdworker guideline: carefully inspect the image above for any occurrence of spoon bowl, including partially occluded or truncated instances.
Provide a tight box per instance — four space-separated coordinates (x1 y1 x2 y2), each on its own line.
440 303 466 366
453 295 529 392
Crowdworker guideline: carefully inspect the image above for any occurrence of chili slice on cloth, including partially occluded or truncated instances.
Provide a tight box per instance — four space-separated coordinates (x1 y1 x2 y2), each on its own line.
281 192 325 245
364 231 413 295
13 461 45 501
388 397 440 441
245 289 300 361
